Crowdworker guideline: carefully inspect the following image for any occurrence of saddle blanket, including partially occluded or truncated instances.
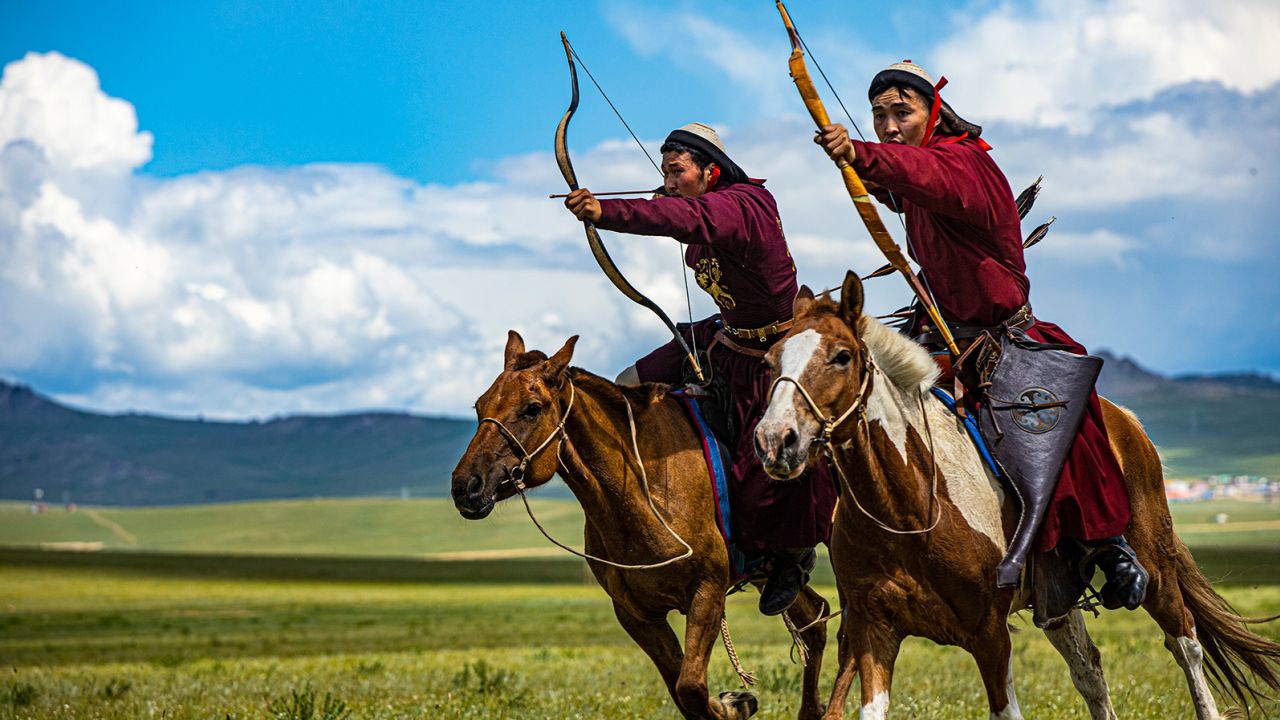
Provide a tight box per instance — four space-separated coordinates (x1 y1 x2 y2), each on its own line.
670 388 760 578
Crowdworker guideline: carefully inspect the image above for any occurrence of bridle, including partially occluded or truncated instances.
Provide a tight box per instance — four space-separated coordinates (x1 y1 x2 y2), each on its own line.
478 380 576 491
767 337 941 536
767 343 876 452
476 378 693 570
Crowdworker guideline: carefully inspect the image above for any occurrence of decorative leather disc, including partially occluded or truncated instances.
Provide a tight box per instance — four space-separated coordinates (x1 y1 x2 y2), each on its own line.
1012 387 1062 434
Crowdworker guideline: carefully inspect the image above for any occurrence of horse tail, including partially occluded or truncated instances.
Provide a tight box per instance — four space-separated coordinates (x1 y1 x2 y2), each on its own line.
1174 536 1280 708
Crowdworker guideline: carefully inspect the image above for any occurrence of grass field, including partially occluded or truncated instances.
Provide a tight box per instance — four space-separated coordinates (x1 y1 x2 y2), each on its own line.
3 497 1277 558
1 561 1278 719
1 498 1278 718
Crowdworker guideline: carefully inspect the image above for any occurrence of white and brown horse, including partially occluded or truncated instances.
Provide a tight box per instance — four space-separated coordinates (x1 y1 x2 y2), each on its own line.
754 271 1280 720
451 331 831 720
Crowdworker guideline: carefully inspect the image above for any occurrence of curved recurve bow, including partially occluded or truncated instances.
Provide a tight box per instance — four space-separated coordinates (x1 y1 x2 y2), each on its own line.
554 32 704 381
775 2 960 356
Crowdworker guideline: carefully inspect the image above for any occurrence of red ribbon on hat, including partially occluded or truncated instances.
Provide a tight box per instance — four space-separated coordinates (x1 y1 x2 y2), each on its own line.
921 75 992 151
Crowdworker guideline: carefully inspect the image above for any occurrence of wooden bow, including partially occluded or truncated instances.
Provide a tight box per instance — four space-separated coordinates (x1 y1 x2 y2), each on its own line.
775 2 960 356
554 32 704 381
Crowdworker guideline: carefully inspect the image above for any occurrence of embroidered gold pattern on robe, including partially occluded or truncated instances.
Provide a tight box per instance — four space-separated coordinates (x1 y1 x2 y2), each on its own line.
694 257 736 309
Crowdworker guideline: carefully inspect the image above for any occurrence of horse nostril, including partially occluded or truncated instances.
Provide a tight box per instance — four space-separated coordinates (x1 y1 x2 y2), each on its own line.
783 428 798 449
466 474 483 499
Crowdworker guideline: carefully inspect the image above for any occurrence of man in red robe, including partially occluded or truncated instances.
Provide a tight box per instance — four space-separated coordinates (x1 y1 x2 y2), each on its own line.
815 61 1147 610
564 123 837 615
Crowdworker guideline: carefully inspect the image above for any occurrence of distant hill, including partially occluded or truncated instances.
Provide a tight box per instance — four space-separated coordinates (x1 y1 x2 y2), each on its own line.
1095 351 1280 478
0 382 477 506
2 352 1277 506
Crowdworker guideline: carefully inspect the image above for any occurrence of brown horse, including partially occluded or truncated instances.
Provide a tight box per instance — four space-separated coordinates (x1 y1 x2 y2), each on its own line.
450 330 832 720
753 271 1280 720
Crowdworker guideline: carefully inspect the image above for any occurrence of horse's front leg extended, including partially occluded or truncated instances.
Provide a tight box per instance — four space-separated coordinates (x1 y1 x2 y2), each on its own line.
971 622 1023 720
681 586 754 719
611 602 693 718
849 621 903 720
785 586 830 720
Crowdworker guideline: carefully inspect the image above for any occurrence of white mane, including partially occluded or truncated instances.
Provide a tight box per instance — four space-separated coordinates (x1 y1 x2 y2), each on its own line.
858 315 939 393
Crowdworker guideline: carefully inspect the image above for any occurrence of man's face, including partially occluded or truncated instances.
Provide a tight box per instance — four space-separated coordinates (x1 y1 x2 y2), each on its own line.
662 151 714 198
872 87 931 146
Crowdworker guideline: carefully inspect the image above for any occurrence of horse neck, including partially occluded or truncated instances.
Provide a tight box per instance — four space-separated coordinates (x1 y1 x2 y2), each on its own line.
833 364 938 524
556 378 680 546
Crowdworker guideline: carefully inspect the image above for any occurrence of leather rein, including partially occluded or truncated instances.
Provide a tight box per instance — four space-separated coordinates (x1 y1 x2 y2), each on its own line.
767 342 942 536
478 379 693 570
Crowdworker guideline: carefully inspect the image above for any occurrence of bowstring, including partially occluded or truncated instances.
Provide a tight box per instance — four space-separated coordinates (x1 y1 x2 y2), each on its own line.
788 11 947 320
566 38 700 368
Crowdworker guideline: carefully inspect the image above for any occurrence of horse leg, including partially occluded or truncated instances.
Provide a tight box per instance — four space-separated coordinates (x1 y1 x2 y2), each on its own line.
1042 608 1116 720
1142 571 1223 719
820 606 859 720
840 619 902 720
612 603 696 719
783 586 830 720
679 588 752 720
970 623 1023 720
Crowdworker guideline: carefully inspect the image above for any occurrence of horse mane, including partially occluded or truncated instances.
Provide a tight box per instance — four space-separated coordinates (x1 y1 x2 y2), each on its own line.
802 295 938 393
858 315 939 393
566 367 669 411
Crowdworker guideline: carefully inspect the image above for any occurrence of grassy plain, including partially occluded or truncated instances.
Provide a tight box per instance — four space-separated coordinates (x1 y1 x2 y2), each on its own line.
1 498 1278 719
2 560 1279 719
3 497 1277 557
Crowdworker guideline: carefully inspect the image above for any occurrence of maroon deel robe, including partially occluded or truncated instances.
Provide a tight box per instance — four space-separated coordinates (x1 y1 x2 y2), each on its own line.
597 183 837 556
850 136 1131 550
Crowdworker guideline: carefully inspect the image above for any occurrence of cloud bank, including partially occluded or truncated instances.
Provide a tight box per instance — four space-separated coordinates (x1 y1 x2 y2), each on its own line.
2 0 1278 419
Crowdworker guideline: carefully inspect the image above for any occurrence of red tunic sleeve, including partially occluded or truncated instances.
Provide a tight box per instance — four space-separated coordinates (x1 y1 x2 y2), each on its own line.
595 190 755 251
850 139 1005 230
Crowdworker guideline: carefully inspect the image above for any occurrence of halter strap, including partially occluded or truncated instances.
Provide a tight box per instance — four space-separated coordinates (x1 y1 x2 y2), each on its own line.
767 343 941 536
478 379 693 570
767 345 875 449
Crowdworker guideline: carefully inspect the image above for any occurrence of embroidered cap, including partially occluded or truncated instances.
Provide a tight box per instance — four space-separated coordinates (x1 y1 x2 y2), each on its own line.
662 122 754 187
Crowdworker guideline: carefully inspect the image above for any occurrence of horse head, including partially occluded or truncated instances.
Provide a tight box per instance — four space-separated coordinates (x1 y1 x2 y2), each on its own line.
451 331 578 519
756 270 871 480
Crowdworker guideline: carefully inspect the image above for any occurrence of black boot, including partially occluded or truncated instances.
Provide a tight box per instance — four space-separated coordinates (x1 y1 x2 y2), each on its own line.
1083 536 1148 610
759 548 816 616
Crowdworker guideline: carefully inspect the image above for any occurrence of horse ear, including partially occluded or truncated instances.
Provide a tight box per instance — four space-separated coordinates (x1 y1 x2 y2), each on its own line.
839 271 864 325
504 330 526 370
793 285 816 318
544 335 579 383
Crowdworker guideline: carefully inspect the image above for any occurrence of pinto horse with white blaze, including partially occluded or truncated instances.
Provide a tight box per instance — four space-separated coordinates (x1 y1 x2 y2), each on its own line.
754 271 1280 720
451 331 834 720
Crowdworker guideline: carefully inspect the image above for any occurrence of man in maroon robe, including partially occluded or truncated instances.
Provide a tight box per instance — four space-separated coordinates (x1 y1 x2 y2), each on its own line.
815 61 1147 610
564 123 837 615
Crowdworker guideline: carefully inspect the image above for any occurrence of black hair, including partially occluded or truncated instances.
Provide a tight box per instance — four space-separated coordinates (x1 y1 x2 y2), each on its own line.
658 141 714 170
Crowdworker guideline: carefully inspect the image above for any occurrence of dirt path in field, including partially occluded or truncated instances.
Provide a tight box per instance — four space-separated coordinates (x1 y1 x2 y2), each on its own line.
83 509 138 546
1177 519 1280 533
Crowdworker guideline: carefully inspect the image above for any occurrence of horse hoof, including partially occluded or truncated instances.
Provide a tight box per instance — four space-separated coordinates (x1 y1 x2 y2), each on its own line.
717 690 759 719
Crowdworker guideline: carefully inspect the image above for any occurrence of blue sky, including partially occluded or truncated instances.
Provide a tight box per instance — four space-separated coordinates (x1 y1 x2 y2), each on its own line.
1 0 1278 418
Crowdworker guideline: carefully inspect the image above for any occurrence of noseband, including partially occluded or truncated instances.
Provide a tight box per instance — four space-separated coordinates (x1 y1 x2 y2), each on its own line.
478 380 576 490
767 339 942 536
476 378 693 570
767 344 875 451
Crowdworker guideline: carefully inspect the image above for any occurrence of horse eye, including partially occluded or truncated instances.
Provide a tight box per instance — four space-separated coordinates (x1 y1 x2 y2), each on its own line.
520 402 543 419
831 349 853 366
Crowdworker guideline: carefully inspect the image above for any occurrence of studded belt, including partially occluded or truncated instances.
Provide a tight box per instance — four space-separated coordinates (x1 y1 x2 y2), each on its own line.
721 318 794 343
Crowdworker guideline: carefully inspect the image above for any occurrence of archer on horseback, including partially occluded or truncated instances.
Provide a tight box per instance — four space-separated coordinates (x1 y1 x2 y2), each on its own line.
813 60 1149 610
563 122 837 616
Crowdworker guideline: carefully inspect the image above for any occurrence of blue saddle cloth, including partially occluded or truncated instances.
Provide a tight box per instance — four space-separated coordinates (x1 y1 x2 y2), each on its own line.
930 387 1003 479
670 389 761 578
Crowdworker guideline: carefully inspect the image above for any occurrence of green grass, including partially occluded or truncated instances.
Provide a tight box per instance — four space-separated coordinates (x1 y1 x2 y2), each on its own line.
3 497 1276 559
0 497 588 557
0 560 1277 719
